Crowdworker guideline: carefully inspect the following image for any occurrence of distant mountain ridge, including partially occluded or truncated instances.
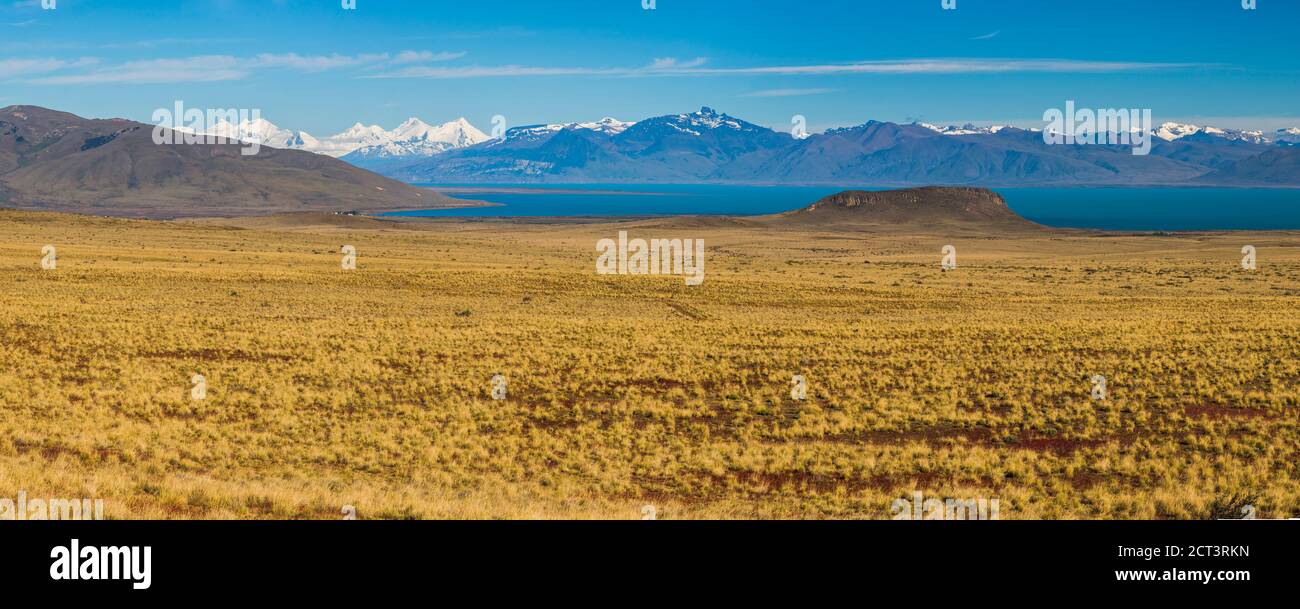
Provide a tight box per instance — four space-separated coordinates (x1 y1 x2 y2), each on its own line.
376 107 1300 187
184 115 490 159
1193 147 1300 186
0 105 469 218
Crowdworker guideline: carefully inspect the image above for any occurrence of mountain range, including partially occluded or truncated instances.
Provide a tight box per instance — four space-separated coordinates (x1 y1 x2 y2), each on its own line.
189 115 490 160
73 106 1300 188
0 105 468 218
368 108 1300 187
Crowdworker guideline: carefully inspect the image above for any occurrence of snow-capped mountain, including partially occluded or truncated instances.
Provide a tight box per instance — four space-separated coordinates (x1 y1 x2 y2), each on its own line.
377 106 1300 187
917 120 1281 144
180 118 373 156
306 122 392 156
1273 127 1300 145
645 106 753 136
389 107 790 182
491 117 636 145
344 118 489 160
1201 126 1269 144
384 117 488 149
1155 122 1203 141
1155 122 1270 144
918 122 1008 136
186 116 488 158
202 117 309 149
575 117 636 136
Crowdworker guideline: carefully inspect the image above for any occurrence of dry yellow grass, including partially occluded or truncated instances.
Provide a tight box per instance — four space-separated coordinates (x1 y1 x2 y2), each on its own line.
1 209 1297 519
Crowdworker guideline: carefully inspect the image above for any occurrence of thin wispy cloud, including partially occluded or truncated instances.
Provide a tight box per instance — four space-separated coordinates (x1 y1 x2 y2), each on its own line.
971 31 1000 41
13 53 1216 85
0 57 97 79
26 55 248 84
252 52 390 72
393 26 538 41
372 65 623 79
368 57 1213 79
742 88 838 98
393 50 466 64
20 50 466 84
372 57 712 79
648 57 708 70
662 58 1209 76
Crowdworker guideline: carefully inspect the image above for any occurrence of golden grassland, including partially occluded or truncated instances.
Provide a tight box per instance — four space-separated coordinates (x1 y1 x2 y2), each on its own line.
0 209 1297 519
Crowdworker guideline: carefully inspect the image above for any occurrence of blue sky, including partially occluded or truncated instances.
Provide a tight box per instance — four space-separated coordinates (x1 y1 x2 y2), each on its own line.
2 0 1297 135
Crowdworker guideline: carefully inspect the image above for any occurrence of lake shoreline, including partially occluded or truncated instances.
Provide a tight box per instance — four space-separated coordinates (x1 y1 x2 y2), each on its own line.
390 184 1300 232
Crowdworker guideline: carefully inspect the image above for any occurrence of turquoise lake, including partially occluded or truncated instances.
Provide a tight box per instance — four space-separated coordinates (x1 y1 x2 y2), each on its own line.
386 184 1300 231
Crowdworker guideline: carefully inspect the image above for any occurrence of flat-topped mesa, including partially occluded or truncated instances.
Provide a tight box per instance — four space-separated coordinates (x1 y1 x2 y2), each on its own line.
776 186 1042 230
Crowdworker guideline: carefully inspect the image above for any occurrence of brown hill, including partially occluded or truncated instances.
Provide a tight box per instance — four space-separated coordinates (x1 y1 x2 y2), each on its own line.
0 105 470 219
767 186 1045 231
